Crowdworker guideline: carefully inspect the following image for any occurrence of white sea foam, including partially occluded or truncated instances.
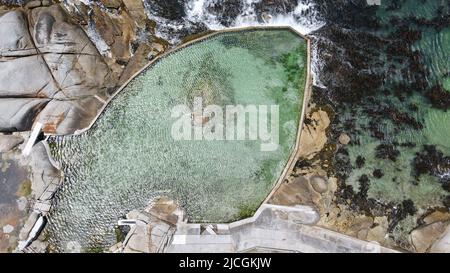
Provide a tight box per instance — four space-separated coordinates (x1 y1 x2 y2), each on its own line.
185 0 325 34
184 0 327 88
311 38 327 89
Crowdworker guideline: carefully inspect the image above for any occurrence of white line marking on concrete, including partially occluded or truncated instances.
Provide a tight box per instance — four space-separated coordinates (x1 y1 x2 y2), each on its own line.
22 122 43 156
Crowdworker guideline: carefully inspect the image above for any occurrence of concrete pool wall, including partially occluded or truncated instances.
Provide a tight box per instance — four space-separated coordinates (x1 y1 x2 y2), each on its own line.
47 25 313 221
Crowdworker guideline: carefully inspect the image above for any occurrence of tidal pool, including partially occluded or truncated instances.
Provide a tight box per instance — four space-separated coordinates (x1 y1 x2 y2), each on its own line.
47 28 308 251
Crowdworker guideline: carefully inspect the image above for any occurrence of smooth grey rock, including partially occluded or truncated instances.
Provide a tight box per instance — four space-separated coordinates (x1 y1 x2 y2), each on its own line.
34 10 55 45
29 141 61 199
0 55 59 97
0 5 115 134
0 134 24 152
0 11 59 100
30 6 100 55
0 98 49 131
37 97 104 134
0 10 37 57
43 53 110 100
30 5 113 134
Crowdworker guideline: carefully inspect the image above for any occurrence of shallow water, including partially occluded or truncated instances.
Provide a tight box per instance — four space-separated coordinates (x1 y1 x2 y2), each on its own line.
334 0 450 244
47 29 307 252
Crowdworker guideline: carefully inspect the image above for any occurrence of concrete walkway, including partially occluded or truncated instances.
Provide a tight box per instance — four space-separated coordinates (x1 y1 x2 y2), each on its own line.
165 204 397 253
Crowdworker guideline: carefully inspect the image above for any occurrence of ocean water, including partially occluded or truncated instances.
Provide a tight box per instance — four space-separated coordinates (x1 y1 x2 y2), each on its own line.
333 0 450 244
46 29 307 252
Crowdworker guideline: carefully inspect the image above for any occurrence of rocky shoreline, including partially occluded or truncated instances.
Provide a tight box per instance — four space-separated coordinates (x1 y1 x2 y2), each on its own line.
0 0 168 135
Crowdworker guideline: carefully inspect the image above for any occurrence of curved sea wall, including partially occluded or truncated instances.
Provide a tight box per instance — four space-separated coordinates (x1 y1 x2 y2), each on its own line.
44 27 312 251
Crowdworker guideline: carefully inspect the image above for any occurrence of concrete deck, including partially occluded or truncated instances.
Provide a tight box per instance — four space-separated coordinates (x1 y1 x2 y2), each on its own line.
165 204 397 253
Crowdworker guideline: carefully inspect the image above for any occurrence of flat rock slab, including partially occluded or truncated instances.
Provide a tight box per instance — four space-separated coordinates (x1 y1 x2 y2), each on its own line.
411 222 448 253
0 10 37 57
0 55 59 98
430 224 450 253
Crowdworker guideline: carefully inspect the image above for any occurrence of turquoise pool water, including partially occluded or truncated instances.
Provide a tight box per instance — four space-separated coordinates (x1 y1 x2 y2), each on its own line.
47 29 307 252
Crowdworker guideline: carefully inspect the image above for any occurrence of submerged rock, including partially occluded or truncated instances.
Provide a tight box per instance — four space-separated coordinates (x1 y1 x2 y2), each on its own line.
372 169 384 179
413 145 450 191
375 144 400 162
338 133 351 145
355 156 365 168
358 175 370 199
426 84 450 111
388 199 417 233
